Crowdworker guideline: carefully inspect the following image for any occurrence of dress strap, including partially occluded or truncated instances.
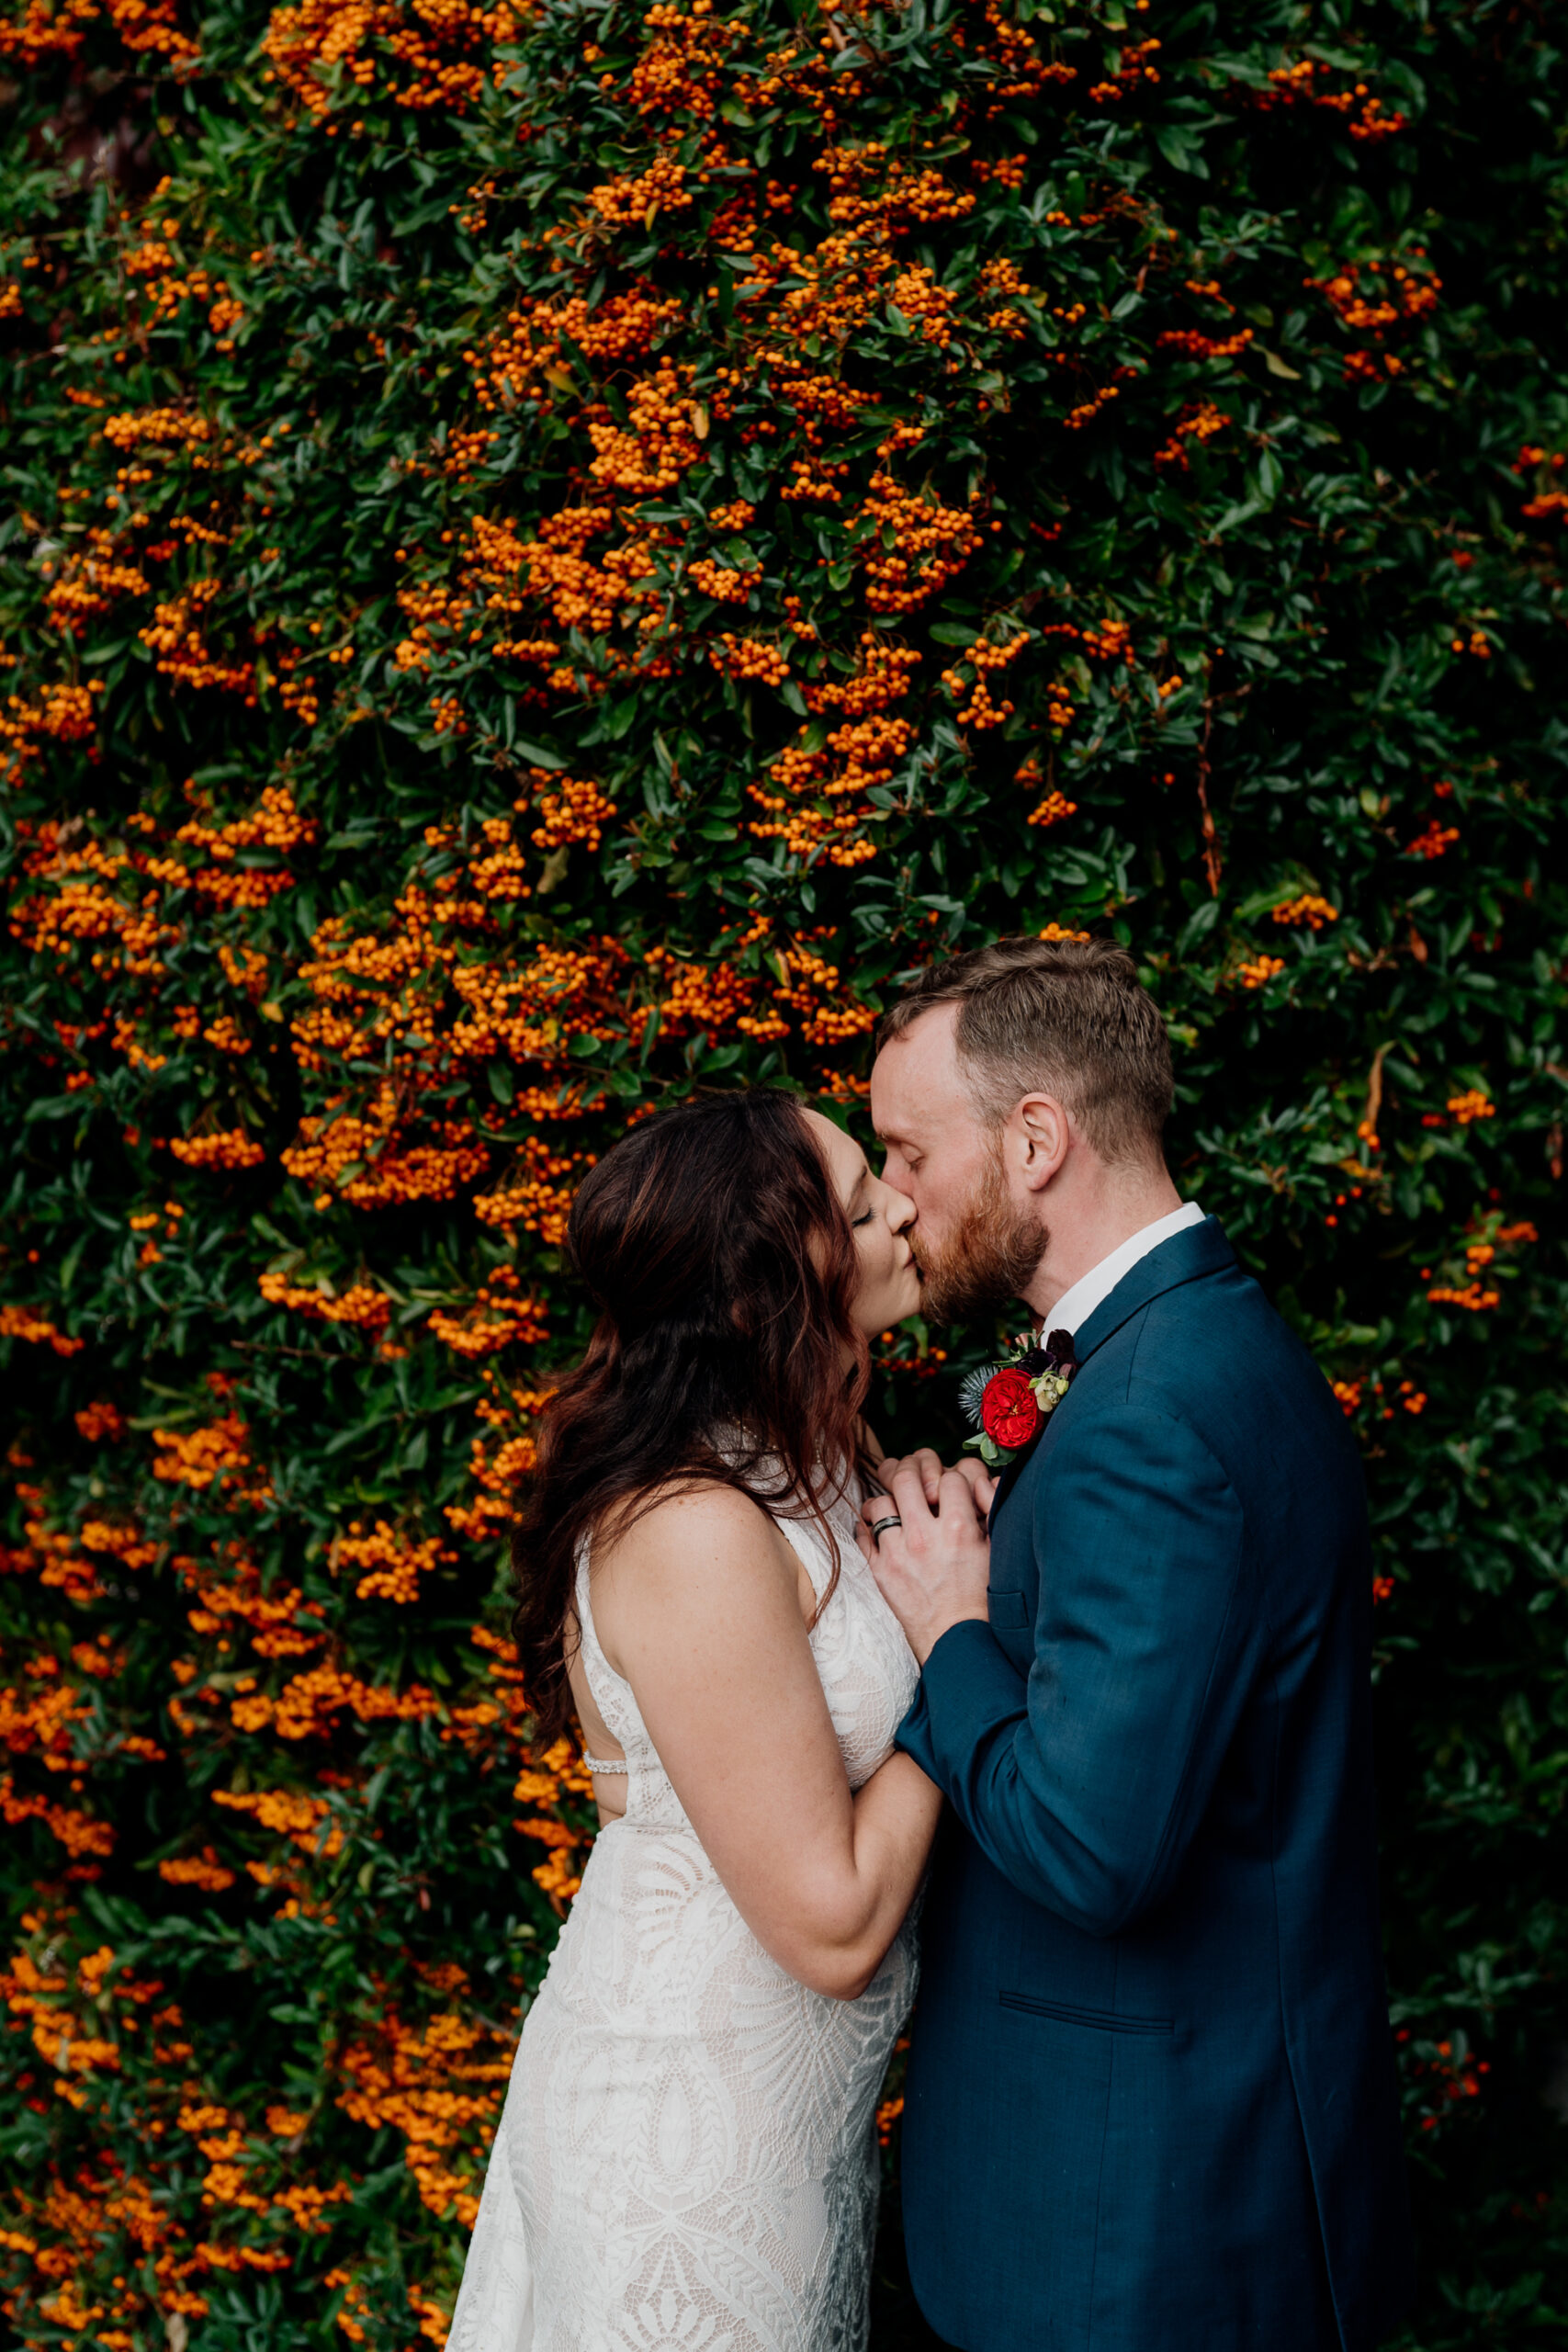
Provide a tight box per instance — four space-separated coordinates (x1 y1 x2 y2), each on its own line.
573 1543 641 1790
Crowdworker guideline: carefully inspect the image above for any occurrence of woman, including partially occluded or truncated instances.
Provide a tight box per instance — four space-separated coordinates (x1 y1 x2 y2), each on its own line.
451 1090 950 2352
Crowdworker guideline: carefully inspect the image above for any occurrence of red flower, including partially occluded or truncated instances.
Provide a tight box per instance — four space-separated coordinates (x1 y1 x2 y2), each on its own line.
980 1367 1043 1450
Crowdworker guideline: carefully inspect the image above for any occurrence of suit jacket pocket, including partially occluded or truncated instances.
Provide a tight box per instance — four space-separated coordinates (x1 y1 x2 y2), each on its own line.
987 1586 1030 1630
999 1990 1174 2035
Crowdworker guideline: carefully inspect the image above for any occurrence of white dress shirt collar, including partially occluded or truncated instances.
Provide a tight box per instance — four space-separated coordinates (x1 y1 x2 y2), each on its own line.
1044 1201 1206 1345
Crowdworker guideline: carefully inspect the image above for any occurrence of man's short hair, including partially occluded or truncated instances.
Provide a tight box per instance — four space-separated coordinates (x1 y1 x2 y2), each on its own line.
877 934 1174 1167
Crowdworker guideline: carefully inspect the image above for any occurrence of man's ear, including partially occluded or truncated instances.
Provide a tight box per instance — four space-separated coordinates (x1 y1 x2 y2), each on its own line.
1011 1093 1071 1193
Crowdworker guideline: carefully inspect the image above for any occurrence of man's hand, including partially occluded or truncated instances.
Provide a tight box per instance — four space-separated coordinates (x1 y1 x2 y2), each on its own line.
858 1454 993 1665
873 1448 998 1518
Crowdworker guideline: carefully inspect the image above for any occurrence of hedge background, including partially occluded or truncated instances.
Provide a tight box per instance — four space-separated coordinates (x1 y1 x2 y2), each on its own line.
2 0 1566 2342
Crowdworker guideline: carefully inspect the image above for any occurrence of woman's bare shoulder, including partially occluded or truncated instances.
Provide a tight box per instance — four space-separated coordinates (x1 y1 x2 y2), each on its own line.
593 1478 789 1577
590 1480 806 1670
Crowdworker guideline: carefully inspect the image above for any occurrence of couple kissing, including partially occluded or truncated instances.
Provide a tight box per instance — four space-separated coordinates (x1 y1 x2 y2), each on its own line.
450 933 1414 2352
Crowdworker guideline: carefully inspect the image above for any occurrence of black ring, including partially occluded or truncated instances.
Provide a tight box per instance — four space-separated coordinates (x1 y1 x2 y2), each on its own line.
868 1514 902 1544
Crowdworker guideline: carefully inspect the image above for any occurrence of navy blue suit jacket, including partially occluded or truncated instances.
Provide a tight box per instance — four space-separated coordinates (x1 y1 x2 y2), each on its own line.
896 1217 1413 2352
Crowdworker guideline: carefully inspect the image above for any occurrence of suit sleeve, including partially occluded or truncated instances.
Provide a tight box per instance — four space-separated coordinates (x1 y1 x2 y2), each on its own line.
897 1402 1254 1936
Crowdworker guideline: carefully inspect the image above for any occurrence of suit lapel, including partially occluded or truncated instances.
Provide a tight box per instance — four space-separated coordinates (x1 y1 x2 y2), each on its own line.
985 1217 1236 1535
986 1428 1043 1532
1066 1214 1235 1366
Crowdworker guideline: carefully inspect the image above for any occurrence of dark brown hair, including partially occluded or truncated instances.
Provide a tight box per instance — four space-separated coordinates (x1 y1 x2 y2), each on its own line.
511 1091 868 1741
878 934 1174 1166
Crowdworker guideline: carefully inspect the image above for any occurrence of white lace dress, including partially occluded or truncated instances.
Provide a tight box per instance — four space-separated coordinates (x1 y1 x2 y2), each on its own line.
449 1478 921 2352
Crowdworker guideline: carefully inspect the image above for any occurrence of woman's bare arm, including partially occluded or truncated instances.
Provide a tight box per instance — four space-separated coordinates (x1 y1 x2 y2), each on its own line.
591 1485 941 2001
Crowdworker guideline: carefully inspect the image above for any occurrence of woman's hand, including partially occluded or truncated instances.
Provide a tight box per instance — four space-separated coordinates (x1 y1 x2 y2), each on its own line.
871 1447 997 1520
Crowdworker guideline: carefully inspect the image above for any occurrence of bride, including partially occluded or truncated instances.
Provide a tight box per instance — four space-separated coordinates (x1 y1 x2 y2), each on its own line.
450 1089 955 2352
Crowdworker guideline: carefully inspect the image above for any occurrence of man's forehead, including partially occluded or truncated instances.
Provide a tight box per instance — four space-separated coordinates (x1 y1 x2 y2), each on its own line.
871 1012 964 1137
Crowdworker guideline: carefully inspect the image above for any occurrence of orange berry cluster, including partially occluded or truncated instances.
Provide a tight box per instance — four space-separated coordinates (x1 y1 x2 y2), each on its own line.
976 253 1037 338
1027 789 1078 831
780 458 847 505
472 1140 592 1244
331 1989 520 2224
169 1127 267 1170
335 1521 453 1604
740 944 877 1048
710 633 789 686
1425 1281 1500 1313
817 145 976 235
1257 55 1407 142
447 1417 545 1540
178 1551 326 1669
230 1660 440 1741
39 527 150 635
527 774 619 853
1405 820 1461 860
857 466 982 615
428 1267 548 1358
151 1415 274 1510
1154 325 1255 362
467 287 682 413
638 946 760 1044
0 677 106 786
261 0 520 121
689 555 761 605
283 1093 489 1211
1064 380 1123 432
1086 620 1133 668
212 1784 343 1854
446 937 629 1068
1307 262 1440 334
807 631 921 718
1089 35 1161 106
103 404 215 451
157 1847 238 1892
977 0 1082 100
1 1786 114 1861
940 633 1027 729
589 153 694 231
257 1270 392 1332
138 583 257 700
1271 894 1339 931
1154 401 1231 470
589 361 707 495
620 1 740 126
888 265 957 350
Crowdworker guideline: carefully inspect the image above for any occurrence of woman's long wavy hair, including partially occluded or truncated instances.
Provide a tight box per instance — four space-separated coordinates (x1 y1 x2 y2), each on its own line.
512 1090 871 1741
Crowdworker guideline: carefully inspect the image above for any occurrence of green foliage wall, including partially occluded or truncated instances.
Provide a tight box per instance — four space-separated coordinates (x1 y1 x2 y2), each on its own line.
1 0 1565 2342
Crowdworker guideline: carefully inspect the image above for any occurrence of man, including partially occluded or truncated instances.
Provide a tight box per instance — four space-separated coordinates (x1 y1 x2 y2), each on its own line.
861 936 1413 2352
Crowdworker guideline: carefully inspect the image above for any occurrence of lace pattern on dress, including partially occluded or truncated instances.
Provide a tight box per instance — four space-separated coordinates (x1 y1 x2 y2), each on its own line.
449 1464 921 2352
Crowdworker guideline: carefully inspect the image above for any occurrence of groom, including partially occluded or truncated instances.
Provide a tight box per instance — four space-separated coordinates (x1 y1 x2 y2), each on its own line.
862 936 1413 2352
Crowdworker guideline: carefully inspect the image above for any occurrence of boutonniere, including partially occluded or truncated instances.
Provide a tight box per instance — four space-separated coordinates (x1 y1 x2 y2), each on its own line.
960 1328 1078 1471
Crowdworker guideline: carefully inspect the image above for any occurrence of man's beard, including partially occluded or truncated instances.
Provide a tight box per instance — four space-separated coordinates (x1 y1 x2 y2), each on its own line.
913 1146 1047 1324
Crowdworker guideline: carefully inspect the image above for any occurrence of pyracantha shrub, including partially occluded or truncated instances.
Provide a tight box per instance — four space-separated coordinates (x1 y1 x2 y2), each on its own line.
2 0 1566 2342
